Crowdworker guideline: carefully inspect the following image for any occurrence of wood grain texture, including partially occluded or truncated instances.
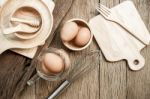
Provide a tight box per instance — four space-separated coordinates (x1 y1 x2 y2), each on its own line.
0 51 30 99
90 0 149 71
126 0 150 99
12 0 74 98
34 0 99 99
0 0 74 99
99 1 126 99
0 0 150 99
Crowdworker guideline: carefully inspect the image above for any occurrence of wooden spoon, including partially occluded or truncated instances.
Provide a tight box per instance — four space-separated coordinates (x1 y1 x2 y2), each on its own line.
3 23 39 35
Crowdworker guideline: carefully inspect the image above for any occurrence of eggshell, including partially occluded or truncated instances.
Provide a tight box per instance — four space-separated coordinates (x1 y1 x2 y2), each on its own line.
43 53 64 74
74 27 91 47
60 22 79 42
56 49 71 70
42 63 51 74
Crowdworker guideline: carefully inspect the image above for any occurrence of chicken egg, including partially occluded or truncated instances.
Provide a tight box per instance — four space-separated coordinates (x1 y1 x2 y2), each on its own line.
60 22 79 42
42 53 64 74
74 27 91 47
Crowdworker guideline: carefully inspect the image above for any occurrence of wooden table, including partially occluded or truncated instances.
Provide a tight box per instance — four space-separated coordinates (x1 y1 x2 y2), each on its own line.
0 0 150 99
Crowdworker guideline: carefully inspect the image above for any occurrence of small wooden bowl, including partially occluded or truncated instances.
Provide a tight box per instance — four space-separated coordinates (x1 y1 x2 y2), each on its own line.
62 18 93 51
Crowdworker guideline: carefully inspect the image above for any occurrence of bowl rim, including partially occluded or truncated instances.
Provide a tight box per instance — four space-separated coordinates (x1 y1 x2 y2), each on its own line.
63 18 93 51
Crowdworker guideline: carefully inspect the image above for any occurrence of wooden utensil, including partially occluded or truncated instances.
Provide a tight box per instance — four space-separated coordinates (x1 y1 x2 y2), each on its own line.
0 1 39 58
3 23 39 34
11 17 40 27
89 1 150 70
96 3 150 45
10 0 54 58
0 0 54 54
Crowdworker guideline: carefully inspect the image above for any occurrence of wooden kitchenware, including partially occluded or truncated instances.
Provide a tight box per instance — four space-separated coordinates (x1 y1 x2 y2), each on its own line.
3 23 39 35
8 6 41 39
0 0 54 58
89 1 150 70
11 17 40 27
62 18 93 51
96 3 150 45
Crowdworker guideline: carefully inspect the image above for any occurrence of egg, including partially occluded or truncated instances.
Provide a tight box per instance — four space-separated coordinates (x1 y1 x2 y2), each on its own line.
42 63 51 74
42 53 64 74
60 22 79 42
56 49 71 69
74 27 91 47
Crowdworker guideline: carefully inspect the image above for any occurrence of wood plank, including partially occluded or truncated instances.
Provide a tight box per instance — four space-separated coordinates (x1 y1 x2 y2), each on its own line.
99 0 127 99
34 0 100 99
1 0 150 99
126 0 150 99
6 0 72 99
19 84 35 99
0 51 30 99
15 0 74 99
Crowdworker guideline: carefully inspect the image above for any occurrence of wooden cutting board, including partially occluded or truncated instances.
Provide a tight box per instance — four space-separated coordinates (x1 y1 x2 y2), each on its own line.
89 1 150 70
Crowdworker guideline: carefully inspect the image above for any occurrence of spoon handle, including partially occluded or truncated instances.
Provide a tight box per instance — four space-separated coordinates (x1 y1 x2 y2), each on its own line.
3 26 20 34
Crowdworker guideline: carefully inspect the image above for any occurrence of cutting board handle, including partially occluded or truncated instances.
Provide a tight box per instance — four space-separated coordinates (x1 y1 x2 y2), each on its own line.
127 55 145 71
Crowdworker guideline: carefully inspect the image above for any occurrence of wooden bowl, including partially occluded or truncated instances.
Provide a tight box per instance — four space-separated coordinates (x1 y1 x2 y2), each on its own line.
10 6 41 39
0 0 54 54
62 18 93 51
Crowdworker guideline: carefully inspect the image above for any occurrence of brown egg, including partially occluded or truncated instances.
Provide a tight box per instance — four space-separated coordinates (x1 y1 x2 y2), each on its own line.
43 53 64 74
60 22 79 42
74 27 91 47
56 49 71 70
42 63 51 74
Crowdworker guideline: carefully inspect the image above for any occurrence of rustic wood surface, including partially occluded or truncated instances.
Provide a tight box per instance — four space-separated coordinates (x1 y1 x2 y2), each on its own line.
0 0 150 99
